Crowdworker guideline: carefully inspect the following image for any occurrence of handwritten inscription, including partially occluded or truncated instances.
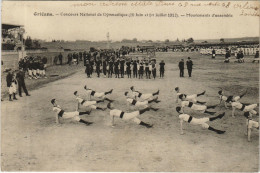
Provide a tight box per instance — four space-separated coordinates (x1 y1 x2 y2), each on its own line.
69 1 260 17
33 1 259 18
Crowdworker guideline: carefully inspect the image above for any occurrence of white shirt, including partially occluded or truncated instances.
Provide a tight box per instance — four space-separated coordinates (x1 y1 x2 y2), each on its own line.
53 105 62 114
179 114 191 122
231 101 243 109
176 92 182 96
85 89 92 95
110 109 123 117
75 96 84 103
219 95 228 101
130 91 141 98
149 65 152 71
247 119 259 129
181 101 190 107
126 98 134 103
126 91 136 99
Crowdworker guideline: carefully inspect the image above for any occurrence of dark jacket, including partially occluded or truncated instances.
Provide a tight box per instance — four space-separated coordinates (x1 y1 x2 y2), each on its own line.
225 52 231 59
42 57 47 64
6 73 13 87
186 60 193 69
16 71 25 82
160 62 165 70
120 60 125 67
96 60 102 68
178 61 184 69
133 62 137 70
58 53 63 60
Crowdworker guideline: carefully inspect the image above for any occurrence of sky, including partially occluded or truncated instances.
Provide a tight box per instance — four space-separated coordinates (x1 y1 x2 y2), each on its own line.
2 1 260 41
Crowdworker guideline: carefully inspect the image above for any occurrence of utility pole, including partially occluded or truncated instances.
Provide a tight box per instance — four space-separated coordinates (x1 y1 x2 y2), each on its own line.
107 32 110 49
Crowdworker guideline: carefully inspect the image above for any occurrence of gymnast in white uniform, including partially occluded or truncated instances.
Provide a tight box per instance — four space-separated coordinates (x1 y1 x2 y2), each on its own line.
107 103 158 128
175 87 206 104
218 90 247 108
181 100 217 115
230 101 258 118
126 97 160 107
125 86 159 101
244 112 259 142
176 106 225 135
51 99 93 125
74 91 107 111
84 85 113 102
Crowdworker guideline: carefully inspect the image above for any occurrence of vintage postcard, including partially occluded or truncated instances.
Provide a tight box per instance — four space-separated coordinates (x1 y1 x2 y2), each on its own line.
1 1 259 172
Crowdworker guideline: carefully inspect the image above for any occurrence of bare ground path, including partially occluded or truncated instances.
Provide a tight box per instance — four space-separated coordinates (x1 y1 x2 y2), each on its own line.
1 52 259 172
1 53 259 171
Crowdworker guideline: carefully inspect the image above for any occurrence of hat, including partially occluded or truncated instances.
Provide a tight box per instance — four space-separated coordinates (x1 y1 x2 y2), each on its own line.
244 112 250 118
178 94 184 99
107 102 112 109
74 91 78 95
226 96 233 103
51 99 56 104
176 106 181 113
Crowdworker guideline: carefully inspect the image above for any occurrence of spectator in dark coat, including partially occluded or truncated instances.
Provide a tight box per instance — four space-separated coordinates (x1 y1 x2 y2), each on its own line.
224 49 231 63
85 60 91 78
212 49 216 59
67 53 72 65
103 59 107 77
108 59 114 78
90 58 94 75
120 58 125 78
79 52 83 61
151 61 156 79
145 61 150 79
186 57 193 77
178 59 184 77
83 51 87 65
133 60 138 78
96 58 102 78
6 71 13 101
16 68 30 97
159 60 165 78
114 58 120 78
58 53 63 65
126 60 131 78
139 62 144 79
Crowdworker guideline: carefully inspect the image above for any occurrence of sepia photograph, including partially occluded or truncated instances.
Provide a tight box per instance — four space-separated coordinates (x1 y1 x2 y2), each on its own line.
1 1 259 172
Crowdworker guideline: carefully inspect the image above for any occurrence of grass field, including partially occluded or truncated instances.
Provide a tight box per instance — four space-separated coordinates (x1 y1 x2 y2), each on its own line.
1 52 259 172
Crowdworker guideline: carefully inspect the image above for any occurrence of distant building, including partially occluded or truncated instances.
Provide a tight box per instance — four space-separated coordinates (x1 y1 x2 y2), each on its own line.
2 23 25 51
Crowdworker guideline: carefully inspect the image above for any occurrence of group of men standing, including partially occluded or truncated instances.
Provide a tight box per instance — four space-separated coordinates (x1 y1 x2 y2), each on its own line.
84 56 166 80
18 56 48 79
178 57 193 77
213 48 259 63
